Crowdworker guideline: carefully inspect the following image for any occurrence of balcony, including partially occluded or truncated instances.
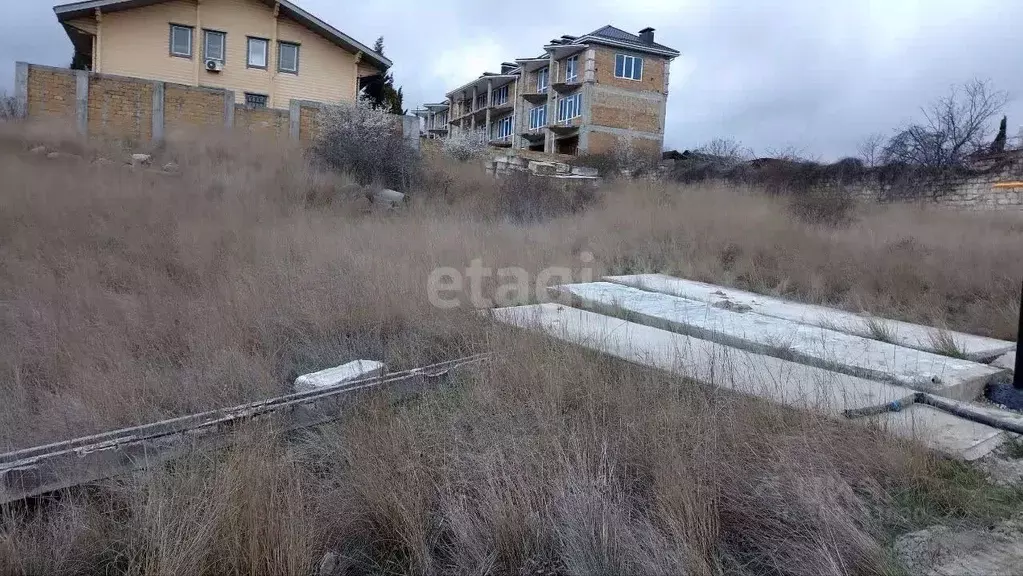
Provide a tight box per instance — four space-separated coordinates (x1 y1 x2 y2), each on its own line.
520 91 549 105
552 80 582 93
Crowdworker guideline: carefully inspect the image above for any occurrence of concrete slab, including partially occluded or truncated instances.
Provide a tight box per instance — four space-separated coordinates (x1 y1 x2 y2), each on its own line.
870 404 1005 461
294 360 386 393
554 282 1006 400
994 351 1017 371
606 274 1015 362
490 304 1001 459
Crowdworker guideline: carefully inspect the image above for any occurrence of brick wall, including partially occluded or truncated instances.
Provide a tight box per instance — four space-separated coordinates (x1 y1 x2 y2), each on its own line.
587 131 661 157
164 84 225 132
592 46 666 93
87 75 153 141
26 67 77 120
590 89 662 133
16 63 418 147
235 105 289 137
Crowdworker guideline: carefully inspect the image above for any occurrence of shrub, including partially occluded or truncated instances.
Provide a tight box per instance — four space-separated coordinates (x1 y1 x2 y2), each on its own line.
788 187 858 226
0 92 18 122
313 99 421 191
497 171 600 223
443 129 488 162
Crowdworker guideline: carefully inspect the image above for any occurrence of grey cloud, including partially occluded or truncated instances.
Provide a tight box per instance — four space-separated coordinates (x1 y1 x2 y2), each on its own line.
3 0 1021 159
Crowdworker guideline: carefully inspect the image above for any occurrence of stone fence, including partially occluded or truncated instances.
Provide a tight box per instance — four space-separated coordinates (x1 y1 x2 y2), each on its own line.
13 62 418 147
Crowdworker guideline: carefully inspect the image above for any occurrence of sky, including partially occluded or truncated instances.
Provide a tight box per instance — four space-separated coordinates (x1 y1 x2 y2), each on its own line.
2 0 1022 159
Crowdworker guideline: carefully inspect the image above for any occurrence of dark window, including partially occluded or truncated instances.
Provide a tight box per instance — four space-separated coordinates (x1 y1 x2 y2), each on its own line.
244 93 268 108
278 42 300 73
170 24 193 58
204 30 225 62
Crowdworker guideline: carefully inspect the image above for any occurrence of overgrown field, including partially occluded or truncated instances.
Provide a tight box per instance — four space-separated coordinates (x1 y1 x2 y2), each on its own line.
1 123 1022 575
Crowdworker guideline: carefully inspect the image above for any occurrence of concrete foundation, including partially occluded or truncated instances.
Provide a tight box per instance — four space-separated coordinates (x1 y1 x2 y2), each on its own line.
490 303 1003 459
555 282 1006 400
994 351 1017 371
606 274 1016 361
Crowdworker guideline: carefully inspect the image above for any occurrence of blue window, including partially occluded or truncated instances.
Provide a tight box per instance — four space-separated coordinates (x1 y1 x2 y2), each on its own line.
492 85 509 106
614 54 643 80
557 93 582 122
529 104 547 129
536 67 549 92
492 115 513 139
565 55 578 83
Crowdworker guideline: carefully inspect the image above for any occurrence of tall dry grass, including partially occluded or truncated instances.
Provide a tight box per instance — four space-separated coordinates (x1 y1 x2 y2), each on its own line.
0 124 1021 574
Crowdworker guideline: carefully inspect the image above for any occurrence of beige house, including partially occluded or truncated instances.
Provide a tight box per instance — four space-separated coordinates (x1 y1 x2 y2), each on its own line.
54 0 391 109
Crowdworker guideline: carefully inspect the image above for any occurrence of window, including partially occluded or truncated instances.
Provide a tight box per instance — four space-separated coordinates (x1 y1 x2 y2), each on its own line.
614 54 644 80
557 92 582 122
492 85 509 106
203 30 225 62
476 93 487 110
536 67 549 92
244 93 268 109
247 37 268 69
565 55 578 83
492 115 513 140
169 24 193 58
278 42 299 73
529 104 547 130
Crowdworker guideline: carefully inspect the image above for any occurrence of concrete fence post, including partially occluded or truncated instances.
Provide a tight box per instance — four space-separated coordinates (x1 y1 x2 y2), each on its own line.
223 90 235 127
14 62 29 119
74 70 89 136
151 81 165 142
289 99 300 140
402 115 420 150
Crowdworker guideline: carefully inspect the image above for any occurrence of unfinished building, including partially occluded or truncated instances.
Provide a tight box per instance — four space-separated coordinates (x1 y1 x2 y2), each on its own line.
419 25 679 157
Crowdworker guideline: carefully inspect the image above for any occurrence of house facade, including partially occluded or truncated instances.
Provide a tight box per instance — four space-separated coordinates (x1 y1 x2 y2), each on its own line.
54 0 390 109
421 25 679 157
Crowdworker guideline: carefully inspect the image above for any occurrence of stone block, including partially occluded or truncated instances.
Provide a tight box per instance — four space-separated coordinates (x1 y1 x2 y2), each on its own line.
528 161 557 176
571 166 600 177
294 360 387 393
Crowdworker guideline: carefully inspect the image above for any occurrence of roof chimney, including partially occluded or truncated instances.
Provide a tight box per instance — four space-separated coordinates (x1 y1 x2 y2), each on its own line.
639 27 655 44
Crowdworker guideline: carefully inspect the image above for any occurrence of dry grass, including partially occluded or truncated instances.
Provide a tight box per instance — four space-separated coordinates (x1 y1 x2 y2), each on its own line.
1 123 1022 575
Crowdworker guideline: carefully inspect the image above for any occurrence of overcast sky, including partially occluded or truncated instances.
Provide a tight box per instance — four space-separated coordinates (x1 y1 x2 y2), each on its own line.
3 0 1021 159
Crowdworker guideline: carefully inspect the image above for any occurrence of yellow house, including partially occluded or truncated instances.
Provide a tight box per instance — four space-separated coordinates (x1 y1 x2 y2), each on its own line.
54 0 391 109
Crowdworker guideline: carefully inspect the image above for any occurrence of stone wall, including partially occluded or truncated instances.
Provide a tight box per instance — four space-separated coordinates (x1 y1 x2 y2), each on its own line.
14 62 418 146
845 158 1023 211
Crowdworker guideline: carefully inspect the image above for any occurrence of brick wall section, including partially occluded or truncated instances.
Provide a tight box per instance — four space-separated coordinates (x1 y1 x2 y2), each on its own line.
164 84 225 132
592 46 666 93
590 90 662 133
26 67 77 120
87 75 153 141
298 104 323 142
587 131 661 157
235 105 289 137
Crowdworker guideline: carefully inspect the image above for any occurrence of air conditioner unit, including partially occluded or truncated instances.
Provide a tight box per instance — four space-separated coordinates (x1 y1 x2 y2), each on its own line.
205 59 223 72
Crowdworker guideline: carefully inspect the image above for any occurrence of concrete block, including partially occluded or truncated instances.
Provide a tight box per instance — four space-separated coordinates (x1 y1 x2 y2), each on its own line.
870 404 1004 461
75 70 89 136
994 351 1016 371
555 282 1006 400
294 360 386 393
555 163 571 175
223 91 235 127
528 161 557 176
289 100 301 140
14 62 28 119
607 274 1016 362
151 82 165 142
571 166 599 177
490 303 1003 460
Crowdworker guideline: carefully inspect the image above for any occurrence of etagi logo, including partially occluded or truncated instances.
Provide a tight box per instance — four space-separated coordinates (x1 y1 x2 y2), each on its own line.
427 252 595 309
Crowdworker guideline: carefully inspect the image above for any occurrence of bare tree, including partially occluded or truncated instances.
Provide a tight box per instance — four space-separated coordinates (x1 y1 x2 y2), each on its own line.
882 79 1008 168
695 137 753 165
856 133 886 167
0 91 18 121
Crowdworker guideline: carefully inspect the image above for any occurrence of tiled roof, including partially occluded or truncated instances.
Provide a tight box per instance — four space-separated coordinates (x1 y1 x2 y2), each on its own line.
579 25 679 56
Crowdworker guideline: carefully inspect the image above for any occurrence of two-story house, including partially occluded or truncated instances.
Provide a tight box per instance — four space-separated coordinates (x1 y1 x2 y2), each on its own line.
54 0 391 110
427 25 679 156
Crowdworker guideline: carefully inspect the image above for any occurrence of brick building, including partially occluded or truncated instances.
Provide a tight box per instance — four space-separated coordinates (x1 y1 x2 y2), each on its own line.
419 25 679 156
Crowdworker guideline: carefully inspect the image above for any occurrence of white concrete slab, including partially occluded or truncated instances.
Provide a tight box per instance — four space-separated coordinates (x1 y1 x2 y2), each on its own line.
490 304 1002 459
871 404 1005 462
554 282 1006 401
294 360 387 393
605 274 1015 362
994 351 1017 371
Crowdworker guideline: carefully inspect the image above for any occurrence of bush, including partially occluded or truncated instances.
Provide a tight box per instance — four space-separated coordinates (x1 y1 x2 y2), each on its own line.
443 129 487 162
787 187 858 226
313 99 421 191
497 171 600 223
0 92 18 122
